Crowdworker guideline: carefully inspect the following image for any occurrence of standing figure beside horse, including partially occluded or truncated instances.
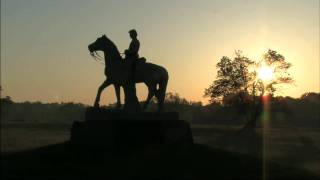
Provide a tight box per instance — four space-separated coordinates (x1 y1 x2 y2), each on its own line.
88 32 168 112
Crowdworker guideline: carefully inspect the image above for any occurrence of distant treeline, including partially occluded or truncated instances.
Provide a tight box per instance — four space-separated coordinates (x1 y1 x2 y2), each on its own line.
1 92 319 127
194 92 320 128
1 99 87 123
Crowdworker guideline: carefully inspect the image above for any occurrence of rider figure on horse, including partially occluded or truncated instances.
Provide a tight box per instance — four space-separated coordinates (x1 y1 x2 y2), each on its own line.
125 29 140 81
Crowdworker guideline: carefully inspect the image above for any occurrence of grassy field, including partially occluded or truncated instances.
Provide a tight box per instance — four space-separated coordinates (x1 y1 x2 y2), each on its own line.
192 125 320 176
1 122 320 179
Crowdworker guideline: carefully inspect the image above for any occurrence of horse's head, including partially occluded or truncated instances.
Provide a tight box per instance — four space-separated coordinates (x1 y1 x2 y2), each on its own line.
88 35 108 55
88 34 122 62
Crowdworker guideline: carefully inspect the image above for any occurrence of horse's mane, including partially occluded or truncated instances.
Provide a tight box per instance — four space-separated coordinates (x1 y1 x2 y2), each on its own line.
104 36 122 60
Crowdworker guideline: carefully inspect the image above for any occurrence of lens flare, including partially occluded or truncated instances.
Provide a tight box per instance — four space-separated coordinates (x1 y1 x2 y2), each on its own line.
261 95 271 180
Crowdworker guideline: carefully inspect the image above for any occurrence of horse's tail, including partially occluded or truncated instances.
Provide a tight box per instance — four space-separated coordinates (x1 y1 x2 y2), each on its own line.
156 67 168 109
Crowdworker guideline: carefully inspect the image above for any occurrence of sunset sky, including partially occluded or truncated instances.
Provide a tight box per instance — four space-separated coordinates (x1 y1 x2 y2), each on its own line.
1 0 319 105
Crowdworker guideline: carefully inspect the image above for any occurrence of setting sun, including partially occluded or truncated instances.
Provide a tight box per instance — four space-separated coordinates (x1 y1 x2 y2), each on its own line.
258 65 274 81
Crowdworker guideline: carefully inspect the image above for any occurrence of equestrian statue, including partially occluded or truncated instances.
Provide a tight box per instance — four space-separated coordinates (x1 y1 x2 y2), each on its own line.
88 31 168 112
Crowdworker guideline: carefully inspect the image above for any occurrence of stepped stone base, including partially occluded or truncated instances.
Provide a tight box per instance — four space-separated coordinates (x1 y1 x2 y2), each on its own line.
70 108 193 150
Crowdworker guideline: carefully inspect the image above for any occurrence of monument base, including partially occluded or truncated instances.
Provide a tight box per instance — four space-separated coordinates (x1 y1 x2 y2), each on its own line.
70 108 193 150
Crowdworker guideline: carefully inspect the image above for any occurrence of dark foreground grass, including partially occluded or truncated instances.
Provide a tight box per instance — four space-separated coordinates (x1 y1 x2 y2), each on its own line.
1 141 318 180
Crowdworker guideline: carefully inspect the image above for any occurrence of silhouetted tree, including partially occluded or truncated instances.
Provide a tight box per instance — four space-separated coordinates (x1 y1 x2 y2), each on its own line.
204 50 256 126
205 49 294 129
204 50 254 104
244 50 294 129
258 49 294 95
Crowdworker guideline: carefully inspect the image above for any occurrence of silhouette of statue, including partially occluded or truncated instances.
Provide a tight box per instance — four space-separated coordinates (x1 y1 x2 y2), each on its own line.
125 29 140 81
88 35 168 112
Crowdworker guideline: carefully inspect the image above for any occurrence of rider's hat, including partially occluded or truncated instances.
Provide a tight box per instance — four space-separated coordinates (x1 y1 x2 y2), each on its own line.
129 29 138 37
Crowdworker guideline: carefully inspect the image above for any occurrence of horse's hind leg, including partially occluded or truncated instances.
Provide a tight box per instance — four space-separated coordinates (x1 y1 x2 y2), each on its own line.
155 91 165 112
142 83 156 111
156 78 168 112
114 84 121 109
94 79 111 108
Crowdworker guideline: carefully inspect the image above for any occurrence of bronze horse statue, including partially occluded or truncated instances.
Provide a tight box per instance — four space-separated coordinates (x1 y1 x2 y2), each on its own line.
88 35 168 111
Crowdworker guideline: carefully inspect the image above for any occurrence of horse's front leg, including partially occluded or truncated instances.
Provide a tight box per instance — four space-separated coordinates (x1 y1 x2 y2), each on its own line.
114 84 121 109
94 79 112 108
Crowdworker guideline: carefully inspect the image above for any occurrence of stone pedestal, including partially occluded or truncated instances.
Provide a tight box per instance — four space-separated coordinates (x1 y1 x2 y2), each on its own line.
70 108 193 150
122 83 141 112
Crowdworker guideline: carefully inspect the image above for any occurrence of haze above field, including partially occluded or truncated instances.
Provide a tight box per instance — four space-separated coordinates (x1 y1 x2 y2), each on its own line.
1 0 319 105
